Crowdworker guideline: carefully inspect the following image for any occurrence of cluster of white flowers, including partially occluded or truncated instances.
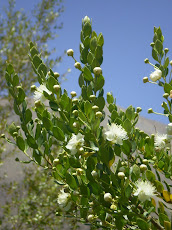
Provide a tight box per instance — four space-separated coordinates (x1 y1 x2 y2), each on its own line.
34 84 51 102
154 133 167 150
149 68 162 82
66 133 84 155
57 189 71 211
104 123 128 145
134 180 156 202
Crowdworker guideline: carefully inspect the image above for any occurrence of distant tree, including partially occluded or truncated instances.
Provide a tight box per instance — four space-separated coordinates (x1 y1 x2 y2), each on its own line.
0 0 65 96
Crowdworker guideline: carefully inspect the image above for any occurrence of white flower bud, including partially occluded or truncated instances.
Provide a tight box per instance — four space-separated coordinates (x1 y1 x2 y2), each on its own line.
136 107 142 113
74 62 81 69
118 172 125 179
170 60 172 66
92 105 99 111
150 68 162 82
142 159 148 165
110 204 117 210
70 91 77 97
140 164 147 172
89 95 96 101
87 214 94 222
163 93 169 99
73 122 79 128
144 58 149 64
104 193 112 202
72 98 78 104
67 49 74 57
72 110 78 116
91 170 98 178
83 16 91 24
96 111 102 118
0 134 5 138
93 67 102 75
76 168 83 175
143 77 149 83
164 48 169 54
53 159 60 165
54 72 60 78
148 108 153 114
53 84 60 92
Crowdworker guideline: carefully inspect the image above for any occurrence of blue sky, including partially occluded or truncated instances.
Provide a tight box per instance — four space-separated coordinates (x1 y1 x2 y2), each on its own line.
1 0 172 124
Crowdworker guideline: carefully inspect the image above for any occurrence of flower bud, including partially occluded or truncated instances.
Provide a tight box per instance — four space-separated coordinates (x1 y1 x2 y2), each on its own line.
67 49 74 57
170 60 172 66
148 108 153 114
140 164 147 172
54 72 60 78
48 71 51 75
136 107 142 113
87 214 94 222
110 204 117 210
144 58 149 64
35 100 41 107
72 98 78 104
118 172 125 179
91 170 98 178
92 105 99 112
17 86 22 89
13 132 18 137
16 126 20 131
164 48 169 54
79 147 84 154
89 95 96 101
74 62 81 69
104 193 112 202
152 156 157 161
73 122 79 128
83 16 91 24
53 84 60 92
70 91 77 97
35 118 39 123
163 93 169 99
142 159 148 165
96 111 102 118
143 77 149 83
30 85 37 92
76 168 84 175
167 123 172 135
0 134 5 138
150 42 155 47
93 67 102 75
72 110 78 116
53 159 60 165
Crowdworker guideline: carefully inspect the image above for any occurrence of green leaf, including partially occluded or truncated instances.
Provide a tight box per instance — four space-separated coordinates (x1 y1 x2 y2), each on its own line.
37 63 47 78
84 100 92 117
83 22 92 37
164 57 169 68
122 140 131 156
94 74 104 92
146 170 156 182
90 37 97 52
33 149 41 164
87 51 94 65
53 126 65 141
154 180 164 193
17 88 25 104
97 33 104 46
91 58 100 70
126 105 135 120
16 136 25 151
83 66 93 81
66 173 78 190
27 135 38 149
123 119 132 133
159 213 169 227
35 124 41 140
155 39 163 54
78 73 85 87
25 109 32 124
83 36 90 48
43 117 52 130
49 101 59 111
131 164 140 181
47 76 58 92
164 83 172 94
136 218 150 230
80 48 88 64
107 92 114 104
6 64 14 74
152 48 159 62
32 55 42 69
111 110 118 121
94 96 105 111
30 46 39 58
60 93 70 109
95 46 103 60
13 74 19 86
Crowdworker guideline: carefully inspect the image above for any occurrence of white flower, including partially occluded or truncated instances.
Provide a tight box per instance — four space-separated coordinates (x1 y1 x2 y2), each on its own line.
104 123 128 145
134 180 156 202
154 133 167 149
34 85 51 102
150 68 162 82
66 133 84 155
57 189 70 207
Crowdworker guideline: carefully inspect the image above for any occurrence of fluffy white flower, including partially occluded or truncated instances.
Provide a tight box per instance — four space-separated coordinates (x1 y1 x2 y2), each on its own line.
66 133 84 155
57 189 70 207
154 133 167 149
34 85 51 102
104 123 128 145
134 180 156 202
150 68 162 82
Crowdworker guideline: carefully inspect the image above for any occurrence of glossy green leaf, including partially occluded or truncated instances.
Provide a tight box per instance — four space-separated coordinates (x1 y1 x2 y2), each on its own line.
66 173 78 190
90 37 97 52
164 57 169 68
123 118 132 133
30 46 39 58
6 64 14 74
122 140 131 156
53 126 65 141
164 83 172 94
25 109 32 124
136 218 150 230
49 101 59 111
146 170 156 182
13 74 19 86
97 33 104 46
83 36 90 48
32 55 42 69
83 66 93 81
155 39 163 54
94 74 104 92
152 48 159 62
80 48 88 64
83 22 92 37
87 51 94 65
16 136 25 151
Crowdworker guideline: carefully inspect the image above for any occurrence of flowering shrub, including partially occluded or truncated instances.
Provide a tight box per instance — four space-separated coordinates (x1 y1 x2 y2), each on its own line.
2 16 172 229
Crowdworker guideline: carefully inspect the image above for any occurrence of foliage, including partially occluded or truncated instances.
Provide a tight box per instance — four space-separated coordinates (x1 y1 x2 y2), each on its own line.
3 16 172 229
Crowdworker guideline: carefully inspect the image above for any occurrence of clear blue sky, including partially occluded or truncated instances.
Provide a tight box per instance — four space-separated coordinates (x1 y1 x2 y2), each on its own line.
1 0 172 124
